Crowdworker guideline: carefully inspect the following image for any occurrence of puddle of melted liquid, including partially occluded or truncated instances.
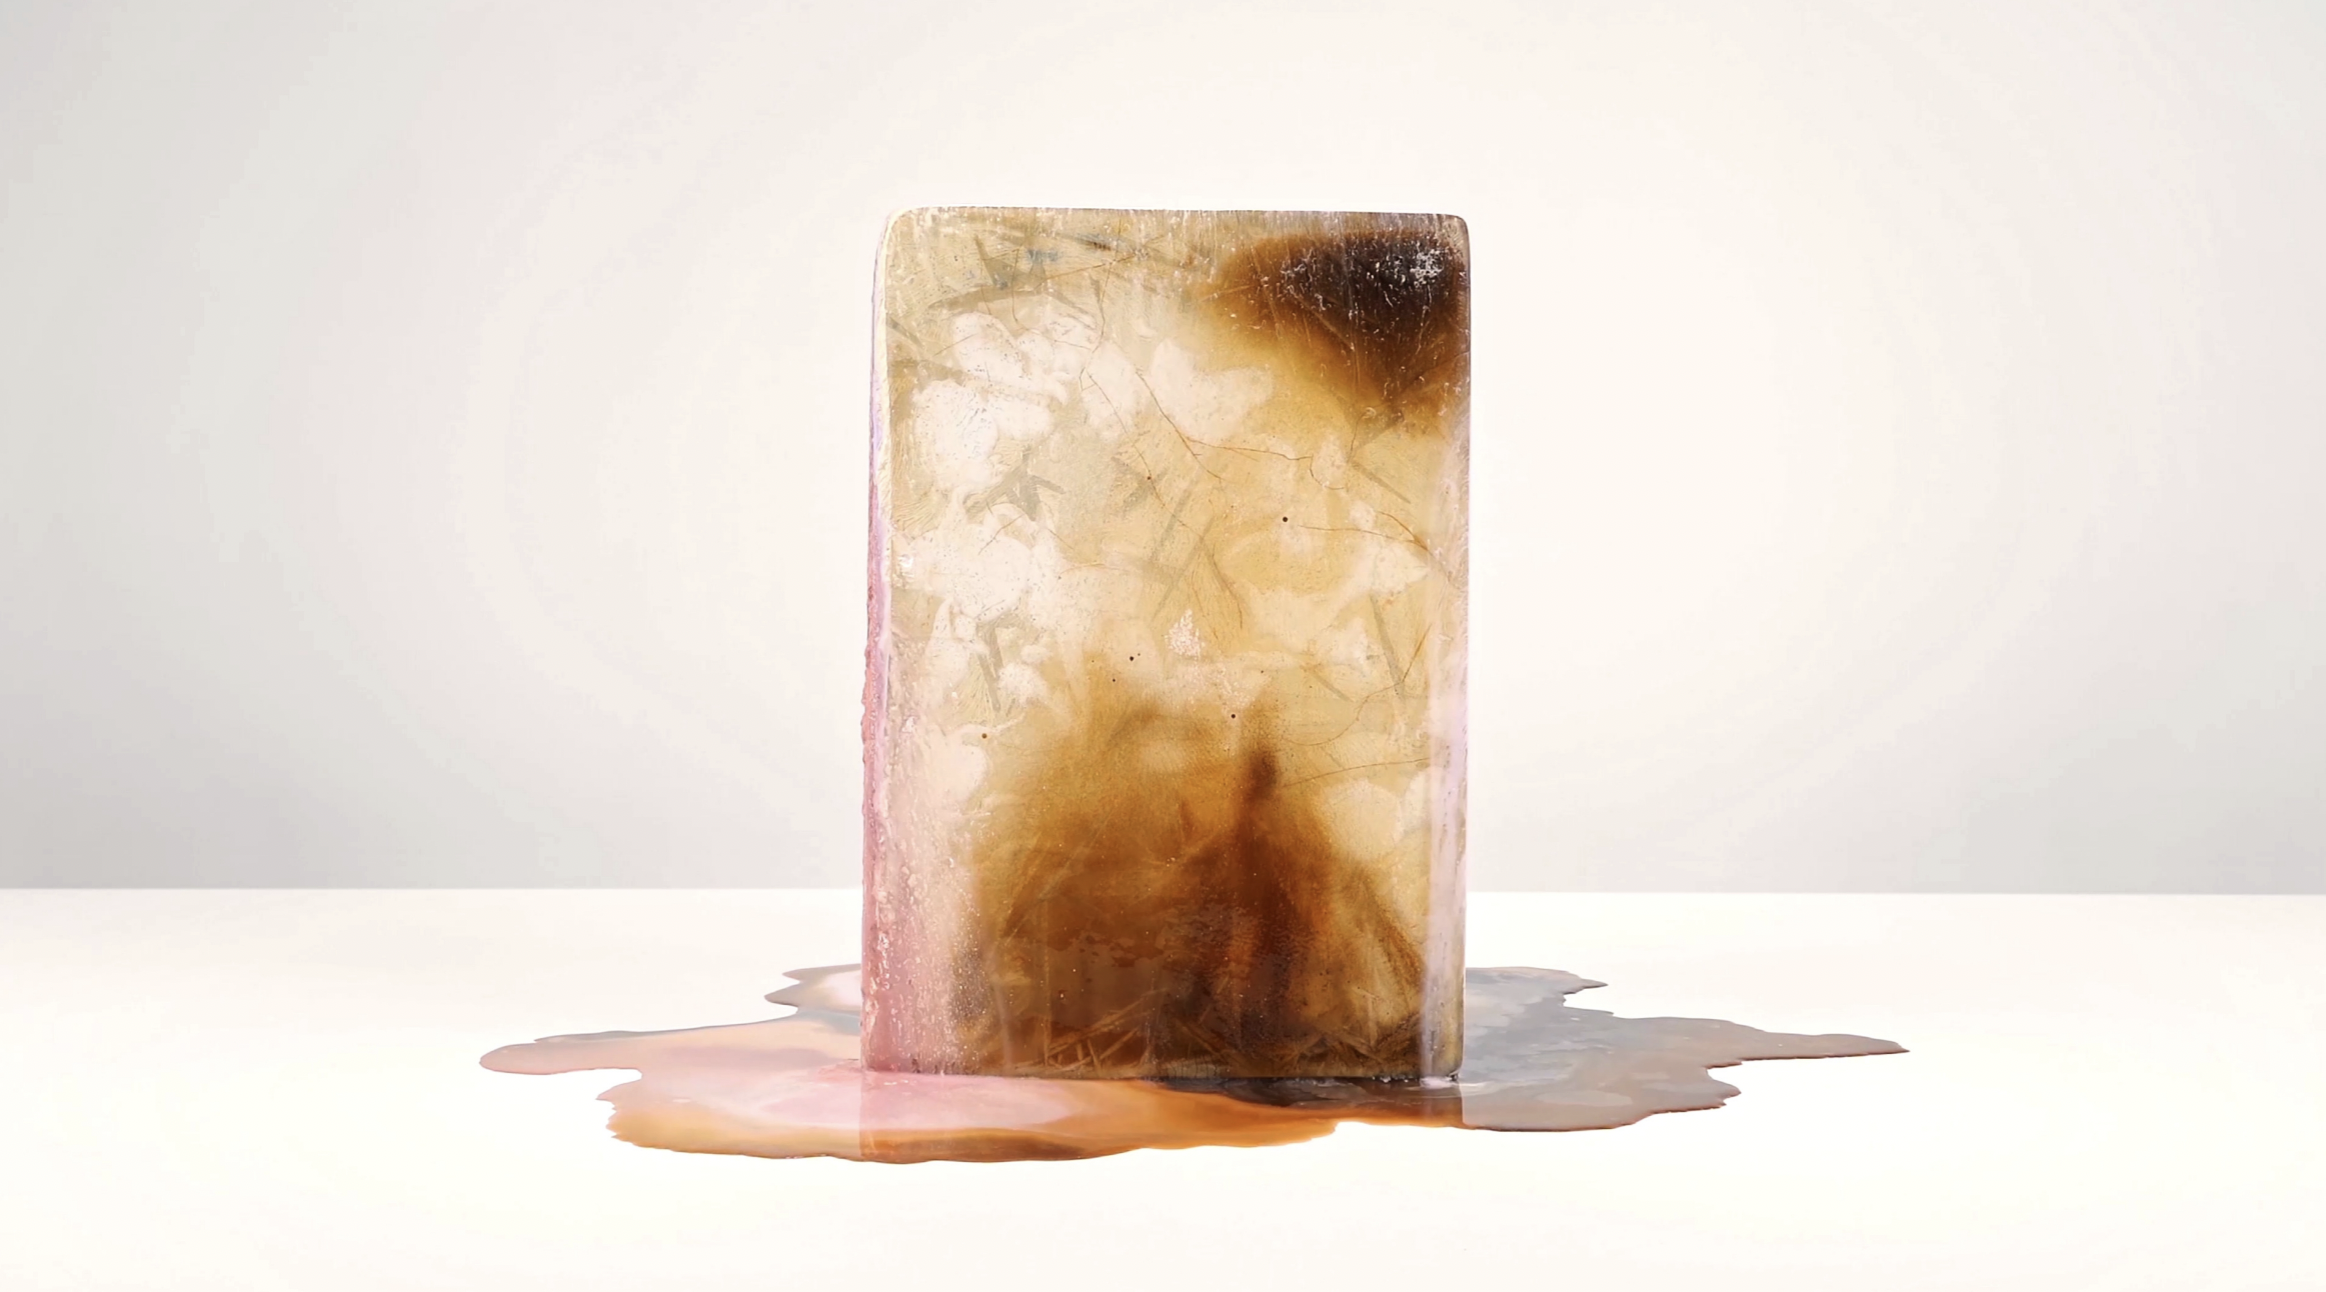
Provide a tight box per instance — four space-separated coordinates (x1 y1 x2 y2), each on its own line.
483 967 1903 1163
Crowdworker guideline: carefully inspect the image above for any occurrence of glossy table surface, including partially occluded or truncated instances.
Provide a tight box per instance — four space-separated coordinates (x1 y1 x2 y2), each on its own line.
3 890 2320 1290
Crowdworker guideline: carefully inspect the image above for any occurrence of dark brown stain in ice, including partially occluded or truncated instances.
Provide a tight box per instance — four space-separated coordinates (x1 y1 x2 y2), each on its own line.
933 698 1435 1080
1209 219 1471 421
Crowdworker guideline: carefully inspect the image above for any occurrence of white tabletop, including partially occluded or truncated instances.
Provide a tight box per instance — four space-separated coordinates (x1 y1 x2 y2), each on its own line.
3 891 2319 1290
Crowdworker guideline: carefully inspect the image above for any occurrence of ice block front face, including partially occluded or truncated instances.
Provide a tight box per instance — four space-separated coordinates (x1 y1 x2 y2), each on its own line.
864 209 1468 1079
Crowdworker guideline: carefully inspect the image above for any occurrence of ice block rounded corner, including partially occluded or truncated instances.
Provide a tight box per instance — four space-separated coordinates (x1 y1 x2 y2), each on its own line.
862 207 1469 1080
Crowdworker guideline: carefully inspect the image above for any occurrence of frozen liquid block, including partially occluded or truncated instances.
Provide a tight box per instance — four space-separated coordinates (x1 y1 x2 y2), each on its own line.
863 208 1468 1078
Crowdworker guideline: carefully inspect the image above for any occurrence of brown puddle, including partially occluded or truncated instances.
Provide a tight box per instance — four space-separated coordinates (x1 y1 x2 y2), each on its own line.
482 966 1902 1163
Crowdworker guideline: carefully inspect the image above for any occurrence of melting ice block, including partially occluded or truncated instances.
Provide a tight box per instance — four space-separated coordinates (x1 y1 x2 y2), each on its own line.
863 209 1469 1079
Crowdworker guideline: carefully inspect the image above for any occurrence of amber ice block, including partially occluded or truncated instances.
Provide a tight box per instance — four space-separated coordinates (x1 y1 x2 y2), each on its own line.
863 208 1468 1080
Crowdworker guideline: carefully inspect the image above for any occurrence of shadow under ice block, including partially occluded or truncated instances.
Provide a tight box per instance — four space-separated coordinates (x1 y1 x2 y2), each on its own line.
863 209 1469 1079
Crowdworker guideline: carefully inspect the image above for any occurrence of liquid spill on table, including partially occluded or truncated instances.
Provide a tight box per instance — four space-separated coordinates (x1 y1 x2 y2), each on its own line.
482 966 1901 1162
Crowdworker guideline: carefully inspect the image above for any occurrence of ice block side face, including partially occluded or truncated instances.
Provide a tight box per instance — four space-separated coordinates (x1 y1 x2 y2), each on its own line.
864 208 1467 1079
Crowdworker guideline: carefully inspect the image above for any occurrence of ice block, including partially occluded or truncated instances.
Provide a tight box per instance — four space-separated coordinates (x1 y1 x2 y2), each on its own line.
862 208 1468 1079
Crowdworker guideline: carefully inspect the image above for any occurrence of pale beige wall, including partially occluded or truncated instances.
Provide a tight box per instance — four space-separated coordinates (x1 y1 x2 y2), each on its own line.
3 0 2320 889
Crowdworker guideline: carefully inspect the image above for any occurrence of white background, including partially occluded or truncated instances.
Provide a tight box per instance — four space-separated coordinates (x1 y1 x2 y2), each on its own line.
4 1 2322 889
